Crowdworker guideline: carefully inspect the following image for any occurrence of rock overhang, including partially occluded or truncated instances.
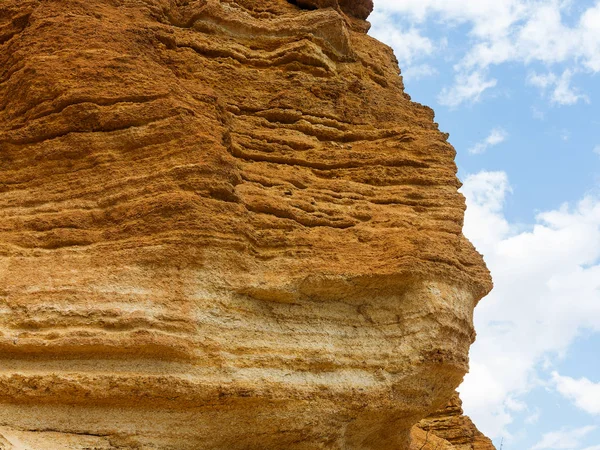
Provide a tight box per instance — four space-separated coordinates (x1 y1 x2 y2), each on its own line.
0 0 493 448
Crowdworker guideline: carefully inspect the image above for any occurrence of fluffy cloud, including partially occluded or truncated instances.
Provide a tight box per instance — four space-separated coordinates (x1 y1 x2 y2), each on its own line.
531 426 597 450
438 71 497 107
528 70 590 105
552 372 600 415
458 171 600 439
402 64 438 81
368 11 434 65
370 0 600 106
468 128 508 154
525 408 541 425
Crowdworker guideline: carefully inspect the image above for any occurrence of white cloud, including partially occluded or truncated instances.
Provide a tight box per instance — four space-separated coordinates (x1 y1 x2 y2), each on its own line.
460 171 512 254
369 11 435 66
458 171 600 439
594 145 600 156
531 426 597 450
551 70 590 105
529 70 590 106
525 408 541 425
402 64 438 81
581 446 600 450
370 0 600 106
579 4 600 72
528 72 558 90
373 0 527 34
552 372 600 415
438 71 497 107
469 128 508 154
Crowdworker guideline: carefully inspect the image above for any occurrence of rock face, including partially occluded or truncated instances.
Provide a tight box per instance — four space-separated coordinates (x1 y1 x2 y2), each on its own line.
0 0 493 449
411 393 496 450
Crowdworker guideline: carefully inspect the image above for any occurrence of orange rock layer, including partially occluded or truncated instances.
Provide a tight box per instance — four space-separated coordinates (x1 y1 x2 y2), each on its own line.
0 0 493 448
411 393 496 450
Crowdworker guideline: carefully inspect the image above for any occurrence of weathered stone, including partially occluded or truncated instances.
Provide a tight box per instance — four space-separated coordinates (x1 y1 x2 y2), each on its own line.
0 0 492 448
292 0 373 20
412 393 496 450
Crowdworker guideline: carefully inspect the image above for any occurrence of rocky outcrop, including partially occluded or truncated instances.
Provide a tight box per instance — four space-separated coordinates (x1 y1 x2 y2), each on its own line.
412 393 496 450
0 0 492 449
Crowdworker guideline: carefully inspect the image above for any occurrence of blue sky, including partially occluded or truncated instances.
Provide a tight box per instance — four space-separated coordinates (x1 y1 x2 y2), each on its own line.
369 1 600 449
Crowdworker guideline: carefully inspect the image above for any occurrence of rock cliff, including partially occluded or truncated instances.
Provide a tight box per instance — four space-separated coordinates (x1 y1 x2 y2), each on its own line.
0 0 493 448
412 392 496 450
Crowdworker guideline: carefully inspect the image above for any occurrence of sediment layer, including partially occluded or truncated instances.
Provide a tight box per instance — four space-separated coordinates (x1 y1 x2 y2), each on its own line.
0 1 492 448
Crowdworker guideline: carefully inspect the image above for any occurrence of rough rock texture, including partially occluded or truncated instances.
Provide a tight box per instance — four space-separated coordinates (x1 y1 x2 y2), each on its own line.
0 0 492 449
411 393 496 450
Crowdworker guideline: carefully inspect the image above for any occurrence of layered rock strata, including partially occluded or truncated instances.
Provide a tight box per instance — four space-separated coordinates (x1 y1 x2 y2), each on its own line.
0 0 492 448
411 393 496 450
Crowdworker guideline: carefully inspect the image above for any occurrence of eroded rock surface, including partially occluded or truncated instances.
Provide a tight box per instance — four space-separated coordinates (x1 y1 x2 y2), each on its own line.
0 0 492 448
411 393 496 450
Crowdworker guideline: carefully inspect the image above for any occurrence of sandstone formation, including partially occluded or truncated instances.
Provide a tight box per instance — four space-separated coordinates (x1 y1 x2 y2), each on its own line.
411 393 496 450
0 0 493 448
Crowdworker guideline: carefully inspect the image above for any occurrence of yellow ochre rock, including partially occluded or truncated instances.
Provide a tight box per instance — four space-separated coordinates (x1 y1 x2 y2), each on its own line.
0 0 493 448
412 392 496 450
